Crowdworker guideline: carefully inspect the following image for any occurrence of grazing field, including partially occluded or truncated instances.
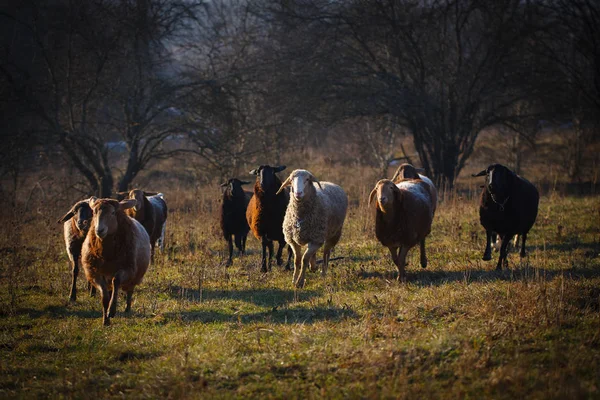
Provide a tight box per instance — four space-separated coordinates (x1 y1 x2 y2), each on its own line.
1 186 599 399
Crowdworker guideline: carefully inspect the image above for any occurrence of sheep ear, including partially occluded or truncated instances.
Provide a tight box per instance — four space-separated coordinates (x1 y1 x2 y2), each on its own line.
249 169 258 175
276 175 292 195
368 188 377 206
220 182 228 187
274 165 286 173
240 181 251 185
143 191 158 196
89 197 97 208
416 168 425 174
309 173 322 189
116 191 129 196
57 210 75 223
119 199 137 211
472 169 487 177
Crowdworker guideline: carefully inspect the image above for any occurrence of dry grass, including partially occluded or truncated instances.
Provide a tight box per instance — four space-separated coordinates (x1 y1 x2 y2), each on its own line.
0 178 599 398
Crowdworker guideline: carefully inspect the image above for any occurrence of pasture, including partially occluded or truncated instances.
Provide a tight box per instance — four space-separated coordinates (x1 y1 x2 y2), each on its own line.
1 183 599 398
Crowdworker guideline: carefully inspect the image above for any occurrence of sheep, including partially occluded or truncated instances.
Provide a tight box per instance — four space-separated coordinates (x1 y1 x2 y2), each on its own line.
392 163 437 215
117 189 167 256
220 178 252 266
369 178 435 282
57 197 96 302
81 198 151 326
246 165 292 272
472 163 539 270
277 169 348 288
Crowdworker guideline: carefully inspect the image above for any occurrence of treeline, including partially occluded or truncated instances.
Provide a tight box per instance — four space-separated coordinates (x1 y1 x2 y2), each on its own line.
1 0 598 195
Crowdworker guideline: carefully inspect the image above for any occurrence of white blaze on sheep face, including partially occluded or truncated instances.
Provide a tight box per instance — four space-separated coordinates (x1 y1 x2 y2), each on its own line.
292 174 309 201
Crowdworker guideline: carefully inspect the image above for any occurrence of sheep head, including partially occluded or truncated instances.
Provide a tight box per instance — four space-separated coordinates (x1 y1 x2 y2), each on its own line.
220 178 251 198
277 169 322 201
57 196 97 232
391 163 425 183
369 179 402 213
249 165 286 193
91 199 136 239
472 163 515 203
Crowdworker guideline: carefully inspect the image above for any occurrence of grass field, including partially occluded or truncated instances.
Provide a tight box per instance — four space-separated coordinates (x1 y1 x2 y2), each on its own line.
1 184 599 399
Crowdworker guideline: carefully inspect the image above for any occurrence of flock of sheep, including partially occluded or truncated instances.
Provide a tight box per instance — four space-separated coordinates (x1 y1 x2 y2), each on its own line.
58 163 539 325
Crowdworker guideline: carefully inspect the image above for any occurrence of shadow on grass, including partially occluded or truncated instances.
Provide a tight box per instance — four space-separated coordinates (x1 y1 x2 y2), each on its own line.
164 304 357 324
166 286 321 307
358 264 600 286
13 304 101 319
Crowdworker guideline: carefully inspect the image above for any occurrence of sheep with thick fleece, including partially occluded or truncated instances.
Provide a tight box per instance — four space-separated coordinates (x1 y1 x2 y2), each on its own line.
369 178 435 282
58 197 96 302
277 169 347 288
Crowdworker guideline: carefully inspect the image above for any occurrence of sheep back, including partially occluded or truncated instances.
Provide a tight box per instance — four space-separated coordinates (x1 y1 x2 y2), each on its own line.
246 182 288 242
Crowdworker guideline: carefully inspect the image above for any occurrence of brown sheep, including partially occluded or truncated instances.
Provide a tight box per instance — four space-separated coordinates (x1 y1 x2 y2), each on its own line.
117 189 167 256
369 178 435 281
57 197 96 302
81 198 151 326
246 165 292 272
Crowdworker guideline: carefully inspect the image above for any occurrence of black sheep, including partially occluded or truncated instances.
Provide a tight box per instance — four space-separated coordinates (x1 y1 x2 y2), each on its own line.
473 163 539 270
220 178 252 266
246 165 292 272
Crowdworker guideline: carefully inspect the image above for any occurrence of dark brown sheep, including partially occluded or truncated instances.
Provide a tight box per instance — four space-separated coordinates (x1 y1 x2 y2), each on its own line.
392 163 437 215
58 197 96 302
246 165 292 272
369 178 435 281
473 163 539 270
220 178 252 266
81 198 151 326
117 189 167 256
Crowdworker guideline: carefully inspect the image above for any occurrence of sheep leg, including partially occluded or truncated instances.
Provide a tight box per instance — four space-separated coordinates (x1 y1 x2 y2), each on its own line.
88 281 96 297
321 247 331 276
496 234 511 270
519 233 527 258
241 235 247 256
275 240 285 266
483 230 493 261
226 236 233 266
392 246 409 282
69 256 79 302
260 237 269 272
309 253 318 273
234 234 244 256
125 290 133 313
283 244 293 271
267 240 274 271
108 276 121 318
95 279 111 326
296 242 321 288
290 242 303 285
419 239 427 269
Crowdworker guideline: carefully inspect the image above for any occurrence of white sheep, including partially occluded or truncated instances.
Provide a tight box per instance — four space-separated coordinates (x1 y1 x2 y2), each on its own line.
276 169 348 288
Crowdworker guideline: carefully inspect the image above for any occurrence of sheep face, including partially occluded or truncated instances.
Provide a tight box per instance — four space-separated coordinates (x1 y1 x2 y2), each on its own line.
473 164 514 203
91 199 136 239
221 178 251 198
249 165 286 192
58 198 96 232
128 189 146 212
277 169 322 201
369 180 401 212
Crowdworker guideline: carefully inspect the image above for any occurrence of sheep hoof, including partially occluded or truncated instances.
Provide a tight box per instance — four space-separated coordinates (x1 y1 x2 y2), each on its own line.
103 317 111 326
520 251 526 258
294 279 305 289
108 309 116 318
276 258 283 266
482 253 492 261
69 295 76 303
225 259 232 267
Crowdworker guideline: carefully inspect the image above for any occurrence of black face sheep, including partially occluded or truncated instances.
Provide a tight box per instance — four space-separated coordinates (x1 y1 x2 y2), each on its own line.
246 165 292 272
81 198 151 326
472 163 539 270
369 178 435 282
117 189 168 256
220 178 252 266
277 169 348 288
58 197 97 302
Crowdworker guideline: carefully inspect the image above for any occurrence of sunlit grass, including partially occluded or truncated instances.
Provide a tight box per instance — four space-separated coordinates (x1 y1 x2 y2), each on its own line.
0 190 599 398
